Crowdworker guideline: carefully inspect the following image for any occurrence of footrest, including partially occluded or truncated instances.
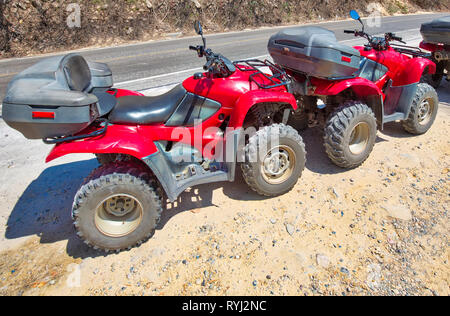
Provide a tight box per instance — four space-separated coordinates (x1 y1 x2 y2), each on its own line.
383 112 406 123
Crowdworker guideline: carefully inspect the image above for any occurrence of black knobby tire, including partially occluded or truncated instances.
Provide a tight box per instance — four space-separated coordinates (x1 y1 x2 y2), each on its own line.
288 110 309 131
421 61 446 89
73 161 163 253
95 153 118 166
324 101 377 169
402 83 439 135
241 124 306 197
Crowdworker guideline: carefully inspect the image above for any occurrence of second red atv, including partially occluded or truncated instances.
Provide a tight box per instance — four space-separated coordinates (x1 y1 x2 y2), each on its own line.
3 22 306 252
269 10 439 169
419 15 450 88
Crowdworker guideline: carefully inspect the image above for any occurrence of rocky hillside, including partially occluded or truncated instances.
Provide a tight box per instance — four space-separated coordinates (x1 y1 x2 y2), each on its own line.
0 0 449 57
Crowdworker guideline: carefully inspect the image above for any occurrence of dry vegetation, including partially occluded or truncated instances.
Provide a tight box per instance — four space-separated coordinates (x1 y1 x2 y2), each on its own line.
0 0 448 58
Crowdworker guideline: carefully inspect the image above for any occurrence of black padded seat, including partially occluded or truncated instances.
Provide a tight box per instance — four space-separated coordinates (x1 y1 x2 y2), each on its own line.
61 54 92 92
108 84 187 125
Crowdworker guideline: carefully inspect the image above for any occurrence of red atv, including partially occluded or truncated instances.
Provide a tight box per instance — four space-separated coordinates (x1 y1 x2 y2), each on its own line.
3 22 306 252
419 16 450 88
269 10 439 169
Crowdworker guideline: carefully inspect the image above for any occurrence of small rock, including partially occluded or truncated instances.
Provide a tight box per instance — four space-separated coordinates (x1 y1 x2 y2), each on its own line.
382 205 412 221
285 223 295 236
340 267 350 275
316 254 330 268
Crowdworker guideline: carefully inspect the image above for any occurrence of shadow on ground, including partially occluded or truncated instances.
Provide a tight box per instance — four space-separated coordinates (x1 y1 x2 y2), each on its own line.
5 159 103 258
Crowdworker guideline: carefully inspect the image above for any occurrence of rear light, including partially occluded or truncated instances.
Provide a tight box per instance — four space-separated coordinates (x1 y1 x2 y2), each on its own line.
32 111 55 119
341 56 352 63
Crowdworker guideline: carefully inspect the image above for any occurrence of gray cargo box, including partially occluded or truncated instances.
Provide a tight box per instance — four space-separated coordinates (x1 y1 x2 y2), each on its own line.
88 61 114 91
421 16 450 45
268 26 361 79
2 54 114 140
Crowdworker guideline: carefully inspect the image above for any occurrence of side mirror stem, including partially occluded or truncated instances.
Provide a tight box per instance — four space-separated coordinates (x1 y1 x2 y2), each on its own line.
202 35 206 49
358 18 365 33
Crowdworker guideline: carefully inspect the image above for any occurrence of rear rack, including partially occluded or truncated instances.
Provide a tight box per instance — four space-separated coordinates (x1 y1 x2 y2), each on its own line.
43 118 109 144
233 59 291 90
390 44 431 58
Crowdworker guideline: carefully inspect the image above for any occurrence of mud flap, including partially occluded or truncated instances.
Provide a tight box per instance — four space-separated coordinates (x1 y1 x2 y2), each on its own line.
383 83 418 124
142 130 243 202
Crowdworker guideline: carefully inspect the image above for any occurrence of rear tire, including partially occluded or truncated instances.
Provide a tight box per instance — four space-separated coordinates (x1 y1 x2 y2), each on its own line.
402 83 438 135
421 61 446 89
288 110 309 131
73 161 163 253
324 101 377 169
241 124 306 197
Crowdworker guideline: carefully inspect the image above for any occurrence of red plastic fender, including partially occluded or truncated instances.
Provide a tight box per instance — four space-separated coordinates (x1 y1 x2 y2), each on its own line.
46 124 158 163
228 90 297 128
419 41 445 52
392 57 436 87
311 77 383 98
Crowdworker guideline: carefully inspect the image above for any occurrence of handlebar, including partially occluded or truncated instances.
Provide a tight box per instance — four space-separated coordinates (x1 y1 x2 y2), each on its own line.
386 33 406 44
189 44 235 77
344 29 407 49
203 58 214 71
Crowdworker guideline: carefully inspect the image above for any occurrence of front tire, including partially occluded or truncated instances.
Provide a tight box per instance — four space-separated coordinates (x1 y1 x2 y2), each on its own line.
324 101 377 169
402 83 438 135
73 161 163 252
241 124 306 197
95 153 118 166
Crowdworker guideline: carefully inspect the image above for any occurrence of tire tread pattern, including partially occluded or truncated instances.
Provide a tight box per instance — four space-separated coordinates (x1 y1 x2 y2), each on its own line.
241 124 306 197
324 101 376 169
72 161 163 253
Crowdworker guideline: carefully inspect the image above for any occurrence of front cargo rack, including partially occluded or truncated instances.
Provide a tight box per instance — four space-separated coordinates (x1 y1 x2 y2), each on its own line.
233 59 291 90
43 118 109 144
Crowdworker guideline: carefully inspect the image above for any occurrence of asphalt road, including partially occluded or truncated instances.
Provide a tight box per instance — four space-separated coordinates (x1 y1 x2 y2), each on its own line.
0 13 447 101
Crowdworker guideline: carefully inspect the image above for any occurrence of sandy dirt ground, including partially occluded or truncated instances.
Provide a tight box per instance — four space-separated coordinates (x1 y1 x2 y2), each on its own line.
0 79 448 296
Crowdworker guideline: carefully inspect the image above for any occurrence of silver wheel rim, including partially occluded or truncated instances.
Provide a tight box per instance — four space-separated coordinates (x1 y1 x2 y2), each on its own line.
261 145 296 185
349 122 370 155
417 98 434 126
95 194 143 238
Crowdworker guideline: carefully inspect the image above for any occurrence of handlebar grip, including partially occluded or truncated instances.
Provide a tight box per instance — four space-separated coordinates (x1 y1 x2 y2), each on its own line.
203 59 213 71
189 45 197 51
344 30 355 34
